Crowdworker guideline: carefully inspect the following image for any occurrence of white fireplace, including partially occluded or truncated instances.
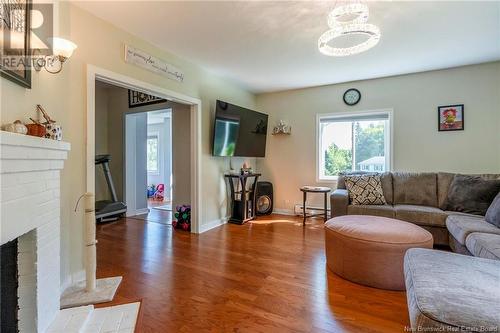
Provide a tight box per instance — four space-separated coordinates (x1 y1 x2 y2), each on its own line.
0 131 70 332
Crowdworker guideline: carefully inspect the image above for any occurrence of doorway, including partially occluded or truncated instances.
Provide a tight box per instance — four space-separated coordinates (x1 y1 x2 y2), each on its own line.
145 110 172 211
87 65 201 233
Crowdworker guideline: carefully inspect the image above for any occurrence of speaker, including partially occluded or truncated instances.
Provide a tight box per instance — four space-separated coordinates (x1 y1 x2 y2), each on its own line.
256 181 273 215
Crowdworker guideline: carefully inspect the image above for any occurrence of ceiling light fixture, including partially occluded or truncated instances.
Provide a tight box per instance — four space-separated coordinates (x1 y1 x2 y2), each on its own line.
319 2 381 57
328 3 369 27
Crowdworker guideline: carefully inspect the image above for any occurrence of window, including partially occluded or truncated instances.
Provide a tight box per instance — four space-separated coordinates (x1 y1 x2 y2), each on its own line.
147 134 159 173
317 111 392 181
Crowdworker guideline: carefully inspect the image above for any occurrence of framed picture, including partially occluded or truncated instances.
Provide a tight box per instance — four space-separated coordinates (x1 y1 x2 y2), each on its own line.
0 0 32 88
128 90 166 108
438 104 464 131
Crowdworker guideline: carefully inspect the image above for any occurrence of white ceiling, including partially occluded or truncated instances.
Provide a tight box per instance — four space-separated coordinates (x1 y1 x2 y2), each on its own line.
75 1 500 93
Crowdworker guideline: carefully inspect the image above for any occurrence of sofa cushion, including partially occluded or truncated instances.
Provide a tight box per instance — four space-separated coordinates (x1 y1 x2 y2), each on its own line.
379 173 393 205
338 172 393 204
347 204 395 218
466 233 500 260
485 192 500 228
337 171 372 189
393 172 438 207
443 175 500 216
438 173 500 209
345 175 387 205
394 205 447 228
404 248 500 332
445 214 500 245
437 172 455 209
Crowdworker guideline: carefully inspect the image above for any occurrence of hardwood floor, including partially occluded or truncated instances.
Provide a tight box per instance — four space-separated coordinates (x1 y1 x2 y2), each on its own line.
127 207 172 225
96 214 410 332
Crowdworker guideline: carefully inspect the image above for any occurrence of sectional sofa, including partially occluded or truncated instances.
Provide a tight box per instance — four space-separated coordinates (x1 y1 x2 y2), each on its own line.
330 172 500 259
330 171 500 332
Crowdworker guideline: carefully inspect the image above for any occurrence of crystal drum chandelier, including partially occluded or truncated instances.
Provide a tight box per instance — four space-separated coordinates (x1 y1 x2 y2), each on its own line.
318 2 381 57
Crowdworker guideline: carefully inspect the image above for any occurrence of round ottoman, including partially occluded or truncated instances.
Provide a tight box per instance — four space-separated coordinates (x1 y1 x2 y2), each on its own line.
325 215 433 290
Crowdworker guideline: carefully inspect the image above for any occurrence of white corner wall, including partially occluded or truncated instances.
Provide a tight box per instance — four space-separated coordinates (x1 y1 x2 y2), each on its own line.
256 62 500 212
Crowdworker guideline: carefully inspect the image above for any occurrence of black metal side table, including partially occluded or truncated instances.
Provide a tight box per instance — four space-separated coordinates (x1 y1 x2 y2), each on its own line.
300 186 331 225
225 173 261 224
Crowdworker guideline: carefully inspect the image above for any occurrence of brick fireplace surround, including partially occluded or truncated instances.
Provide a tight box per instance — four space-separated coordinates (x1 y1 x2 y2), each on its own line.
0 131 70 332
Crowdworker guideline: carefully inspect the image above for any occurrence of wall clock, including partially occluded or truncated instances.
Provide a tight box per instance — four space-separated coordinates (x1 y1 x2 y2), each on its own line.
343 88 361 106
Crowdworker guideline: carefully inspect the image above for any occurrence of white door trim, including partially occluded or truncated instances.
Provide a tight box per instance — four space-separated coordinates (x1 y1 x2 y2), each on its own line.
86 64 202 233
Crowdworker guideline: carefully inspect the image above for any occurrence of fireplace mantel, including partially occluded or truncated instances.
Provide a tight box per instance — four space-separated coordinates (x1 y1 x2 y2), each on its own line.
0 130 70 332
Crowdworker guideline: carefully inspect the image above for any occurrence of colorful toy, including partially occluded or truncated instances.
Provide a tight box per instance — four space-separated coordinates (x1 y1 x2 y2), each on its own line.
172 205 191 231
147 184 156 198
154 184 165 201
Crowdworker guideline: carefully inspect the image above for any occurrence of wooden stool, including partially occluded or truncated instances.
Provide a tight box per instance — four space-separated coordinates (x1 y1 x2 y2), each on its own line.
300 186 331 225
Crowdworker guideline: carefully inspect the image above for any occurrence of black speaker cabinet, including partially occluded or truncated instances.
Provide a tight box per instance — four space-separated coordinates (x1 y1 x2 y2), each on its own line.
256 181 273 215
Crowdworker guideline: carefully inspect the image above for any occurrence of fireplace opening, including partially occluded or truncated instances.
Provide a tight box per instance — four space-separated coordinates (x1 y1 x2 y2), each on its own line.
1 239 19 333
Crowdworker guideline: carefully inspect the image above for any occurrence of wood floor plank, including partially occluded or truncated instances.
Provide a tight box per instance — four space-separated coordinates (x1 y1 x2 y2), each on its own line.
95 214 409 332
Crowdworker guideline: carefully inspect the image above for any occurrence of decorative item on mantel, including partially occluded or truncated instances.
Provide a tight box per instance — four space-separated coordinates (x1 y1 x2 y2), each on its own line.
37 104 63 140
272 120 291 135
172 205 191 231
2 120 28 135
26 118 47 137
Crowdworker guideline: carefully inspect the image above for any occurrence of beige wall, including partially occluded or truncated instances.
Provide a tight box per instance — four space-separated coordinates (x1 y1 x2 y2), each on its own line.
1 2 256 286
256 62 500 213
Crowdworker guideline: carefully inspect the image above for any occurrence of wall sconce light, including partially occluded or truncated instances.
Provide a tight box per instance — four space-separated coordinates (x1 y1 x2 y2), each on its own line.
34 37 77 74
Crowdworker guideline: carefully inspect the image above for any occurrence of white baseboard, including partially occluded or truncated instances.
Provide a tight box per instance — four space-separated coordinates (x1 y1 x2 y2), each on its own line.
294 204 330 216
272 208 296 216
273 206 330 216
199 216 229 233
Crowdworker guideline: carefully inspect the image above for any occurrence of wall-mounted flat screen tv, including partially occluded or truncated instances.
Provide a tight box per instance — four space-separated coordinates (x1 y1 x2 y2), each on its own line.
212 100 268 157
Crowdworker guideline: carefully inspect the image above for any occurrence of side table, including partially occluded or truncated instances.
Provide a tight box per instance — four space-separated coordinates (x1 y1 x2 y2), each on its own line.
300 186 331 225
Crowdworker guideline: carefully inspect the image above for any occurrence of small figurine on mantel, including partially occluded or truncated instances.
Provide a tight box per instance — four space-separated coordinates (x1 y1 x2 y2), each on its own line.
241 161 253 175
37 104 63 141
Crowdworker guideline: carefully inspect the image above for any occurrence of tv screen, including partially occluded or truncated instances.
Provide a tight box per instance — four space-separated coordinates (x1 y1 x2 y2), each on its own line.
212 100 268 157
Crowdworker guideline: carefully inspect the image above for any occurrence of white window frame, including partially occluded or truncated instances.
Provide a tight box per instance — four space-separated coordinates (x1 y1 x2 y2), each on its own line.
147 132 160 175
316 109 394 182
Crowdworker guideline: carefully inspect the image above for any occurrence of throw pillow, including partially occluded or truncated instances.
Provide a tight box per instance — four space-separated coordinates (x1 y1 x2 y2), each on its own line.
444 175 500 216
485 192 500 227
344 175 387 205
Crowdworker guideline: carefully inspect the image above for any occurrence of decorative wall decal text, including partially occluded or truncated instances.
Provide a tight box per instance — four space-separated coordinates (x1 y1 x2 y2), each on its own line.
124 45 184 83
